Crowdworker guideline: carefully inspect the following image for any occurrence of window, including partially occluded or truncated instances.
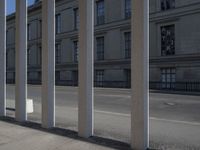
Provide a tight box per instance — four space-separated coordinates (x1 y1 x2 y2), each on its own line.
28 24 31 40
95 70 104 87
37 46 41 65
39 20 42 38
28 71 40 81
161 0 175 11
125 0 131 19
6 30 8 45
96 37 104 60
56 14 61 34
161 25 175 56
55 71 60 82
124 69 131 88
96 0 105 25
10 49 15 68
124 32 131 59
74 8 79 30
72 70 78 86
6 51 8 68
38 71 41 82
27 48 31 66
6 72 15 84
73 41 78 63
161 68 176 89
55 43 61 64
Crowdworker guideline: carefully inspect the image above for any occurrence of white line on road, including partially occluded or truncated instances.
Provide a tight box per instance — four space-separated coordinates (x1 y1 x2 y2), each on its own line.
6 99 200 126
97 94 131 98
95 110 130 117
95 110 200 126
150 117 200 126
55 91 131 98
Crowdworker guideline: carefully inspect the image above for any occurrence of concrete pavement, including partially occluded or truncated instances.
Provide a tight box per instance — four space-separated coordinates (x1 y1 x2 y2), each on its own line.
0 118 130 150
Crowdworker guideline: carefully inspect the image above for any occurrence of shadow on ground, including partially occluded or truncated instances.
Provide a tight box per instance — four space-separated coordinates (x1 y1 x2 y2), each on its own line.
0 116 136 150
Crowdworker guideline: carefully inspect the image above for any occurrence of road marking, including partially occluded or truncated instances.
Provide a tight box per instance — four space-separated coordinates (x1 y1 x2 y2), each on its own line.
6 98 200 126
55 92 131 98
97 94 131 98
95 110 130 117
150 117 200 126
95 110 200 126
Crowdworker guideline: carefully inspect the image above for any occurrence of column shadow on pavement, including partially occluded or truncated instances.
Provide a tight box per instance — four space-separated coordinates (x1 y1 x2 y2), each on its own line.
0 116 134 150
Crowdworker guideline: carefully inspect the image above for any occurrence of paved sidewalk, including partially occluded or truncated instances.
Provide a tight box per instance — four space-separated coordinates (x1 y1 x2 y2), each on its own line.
0 118 131 150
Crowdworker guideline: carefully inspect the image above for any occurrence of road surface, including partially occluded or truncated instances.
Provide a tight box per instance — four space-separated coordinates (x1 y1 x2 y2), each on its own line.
5 85 200 150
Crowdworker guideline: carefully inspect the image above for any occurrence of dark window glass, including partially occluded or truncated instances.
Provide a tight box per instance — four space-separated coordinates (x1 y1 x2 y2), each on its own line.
96 0 105 25
73 41 78 63
55 43 61 64
161 0 175 11
6 50 8 68
37 46 41 65
74 8 79 30
124 32 131 59
56 14 61 34
95 70 104 87
6 30 8 45
28 24 31 40
72 70 78 85
27 48 31 65
125 0 131 19
124 69 131 88
161 68 176 89
55 71 60 81
39 20 42 38
96 37 104 60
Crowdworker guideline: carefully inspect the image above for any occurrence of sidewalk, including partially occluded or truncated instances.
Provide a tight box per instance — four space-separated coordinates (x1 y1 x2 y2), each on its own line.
0 118 131 150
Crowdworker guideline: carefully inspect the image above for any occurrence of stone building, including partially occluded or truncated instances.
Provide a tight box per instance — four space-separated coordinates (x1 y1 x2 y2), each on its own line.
6 0 200 90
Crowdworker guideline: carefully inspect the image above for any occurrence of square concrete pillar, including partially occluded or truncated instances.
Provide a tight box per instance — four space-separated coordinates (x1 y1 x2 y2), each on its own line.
0 0 6 116
131 0 149 149
78 0 94 137
41 0 55 128
15 0 27 122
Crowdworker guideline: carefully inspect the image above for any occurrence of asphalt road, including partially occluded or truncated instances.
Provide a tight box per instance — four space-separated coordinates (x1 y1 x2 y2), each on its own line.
5 85 200 150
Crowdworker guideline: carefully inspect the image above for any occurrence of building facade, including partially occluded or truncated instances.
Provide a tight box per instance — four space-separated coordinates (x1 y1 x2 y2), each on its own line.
6 0 200 90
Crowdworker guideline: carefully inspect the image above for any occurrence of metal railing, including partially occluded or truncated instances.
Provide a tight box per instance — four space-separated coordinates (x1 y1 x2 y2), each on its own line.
6 79 200 92
56 80 78 86
150 81 200 92
94 81 130 88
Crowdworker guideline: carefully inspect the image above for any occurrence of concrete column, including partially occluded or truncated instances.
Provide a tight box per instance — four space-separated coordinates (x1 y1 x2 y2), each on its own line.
0 0 6 116
15 0 27 122
131 0 149 149
78 0 94 137
41 0 55 128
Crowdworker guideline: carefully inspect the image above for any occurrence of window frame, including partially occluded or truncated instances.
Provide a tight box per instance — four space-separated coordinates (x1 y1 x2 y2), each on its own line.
161 68 176 89
125 0 131 19
95 70 104 87
55 14 61 34
96 36 104 61
73 41 78 63
55 43 61 64
161 0 175 11
124 32 131 59
27 48 31 66
160 24 175 56
74 8 79 30
28 23 31 41
96 0 105 25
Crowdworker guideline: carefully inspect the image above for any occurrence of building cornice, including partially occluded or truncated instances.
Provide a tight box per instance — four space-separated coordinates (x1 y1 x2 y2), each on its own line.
150 2 200 22
150 54 200 64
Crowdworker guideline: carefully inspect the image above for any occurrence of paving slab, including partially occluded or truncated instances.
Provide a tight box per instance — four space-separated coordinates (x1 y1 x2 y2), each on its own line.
0 118 131 150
